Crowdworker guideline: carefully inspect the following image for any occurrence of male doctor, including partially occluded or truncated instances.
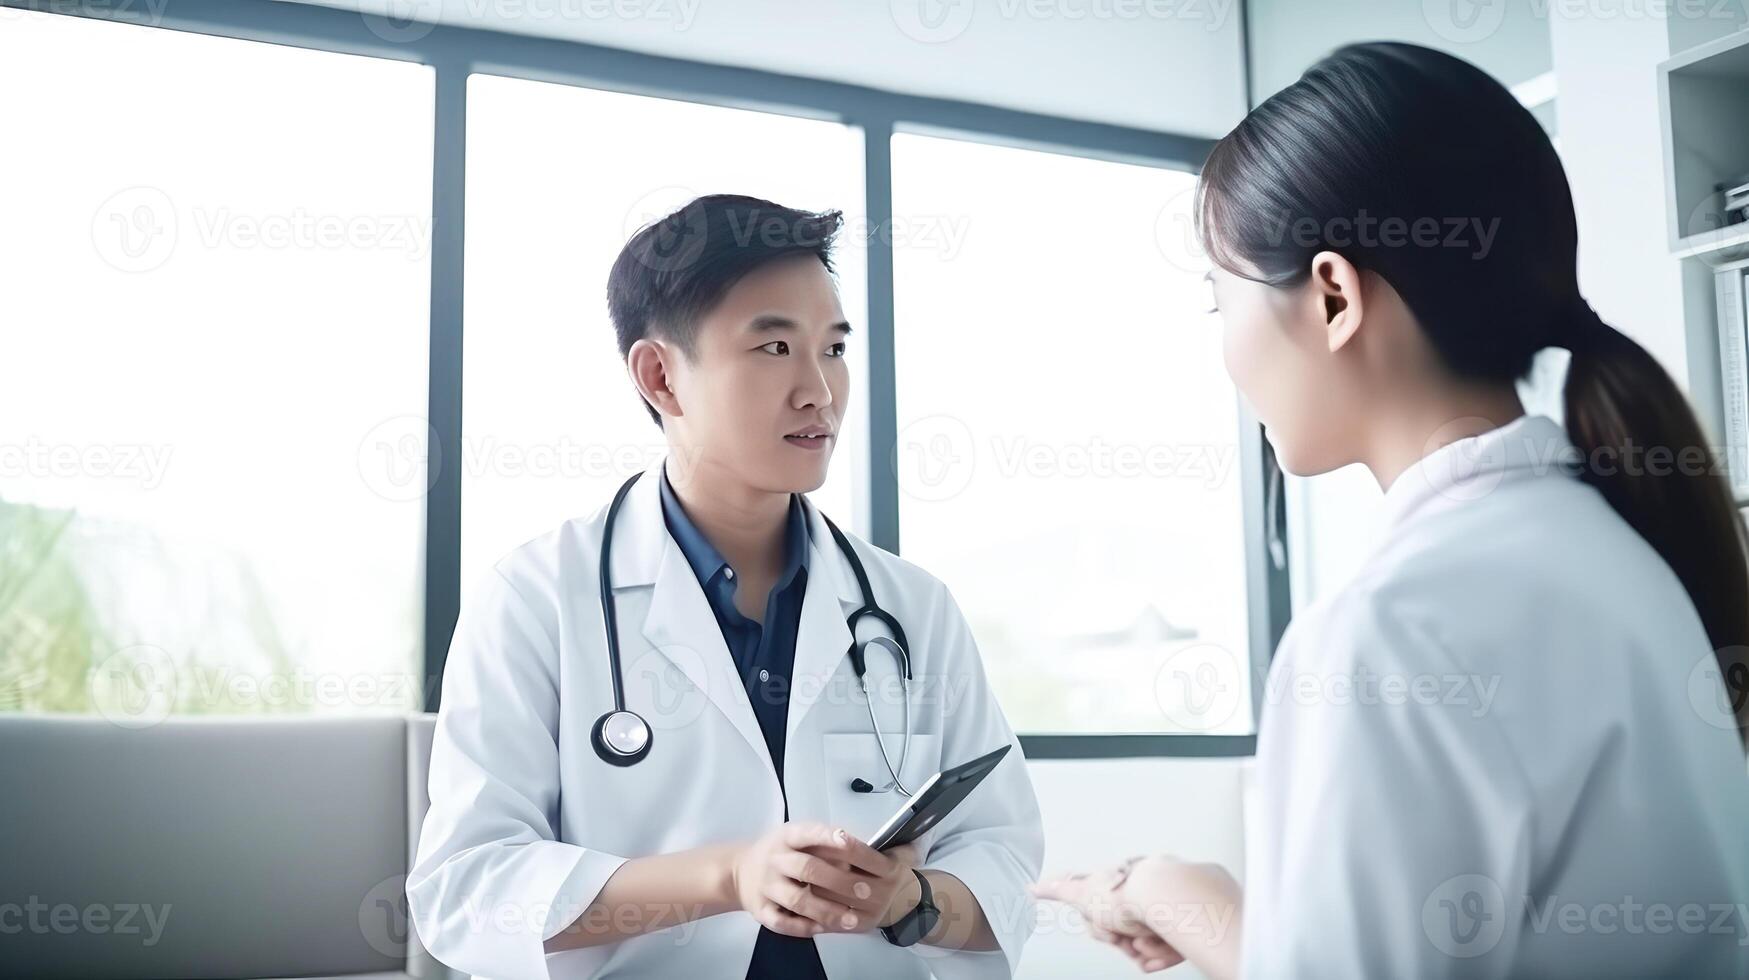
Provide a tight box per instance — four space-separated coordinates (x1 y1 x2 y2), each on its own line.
407 194 1044 979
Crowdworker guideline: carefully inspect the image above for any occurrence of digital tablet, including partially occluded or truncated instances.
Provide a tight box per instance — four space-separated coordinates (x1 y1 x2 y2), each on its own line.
868 745 1012 851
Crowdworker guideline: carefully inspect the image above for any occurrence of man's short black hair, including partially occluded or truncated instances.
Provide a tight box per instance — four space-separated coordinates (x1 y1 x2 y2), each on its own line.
607 193 844 425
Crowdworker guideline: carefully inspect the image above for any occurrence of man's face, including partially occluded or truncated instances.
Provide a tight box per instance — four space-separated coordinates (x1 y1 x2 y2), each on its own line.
665 254 850 494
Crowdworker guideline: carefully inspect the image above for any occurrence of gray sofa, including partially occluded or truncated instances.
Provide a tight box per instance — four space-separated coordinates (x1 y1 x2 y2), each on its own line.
0 712 453 980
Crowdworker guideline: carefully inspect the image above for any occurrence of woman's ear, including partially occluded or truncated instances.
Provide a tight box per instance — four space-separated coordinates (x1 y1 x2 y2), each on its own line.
626 338 683 421
1308 250 1366 353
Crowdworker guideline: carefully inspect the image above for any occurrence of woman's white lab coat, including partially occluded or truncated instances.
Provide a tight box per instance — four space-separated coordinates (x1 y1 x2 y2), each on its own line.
406 470 1044 980
1242 414 1749 978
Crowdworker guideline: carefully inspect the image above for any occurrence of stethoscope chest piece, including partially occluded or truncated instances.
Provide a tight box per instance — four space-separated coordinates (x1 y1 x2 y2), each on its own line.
592 709 652 766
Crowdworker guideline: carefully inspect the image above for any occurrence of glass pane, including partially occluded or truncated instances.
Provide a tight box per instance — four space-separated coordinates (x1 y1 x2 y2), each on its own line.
462 75 866 595
891 133 1252 735
0 12 433 722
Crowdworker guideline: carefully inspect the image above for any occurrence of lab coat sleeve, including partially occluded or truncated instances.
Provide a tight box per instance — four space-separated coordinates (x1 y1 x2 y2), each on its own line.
1240 593 1533 980
913 579 1046 980
407 566 629 980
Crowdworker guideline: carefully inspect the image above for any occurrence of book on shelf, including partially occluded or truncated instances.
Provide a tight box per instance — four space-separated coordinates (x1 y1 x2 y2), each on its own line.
1718 267 1749 499
1719 176 1749 224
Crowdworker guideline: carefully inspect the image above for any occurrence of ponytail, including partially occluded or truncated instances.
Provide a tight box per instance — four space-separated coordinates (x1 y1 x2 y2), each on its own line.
1562 303 1749 748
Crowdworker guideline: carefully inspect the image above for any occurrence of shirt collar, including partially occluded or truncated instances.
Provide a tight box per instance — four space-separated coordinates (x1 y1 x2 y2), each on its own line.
657 465 810 592
1380 413 1577 529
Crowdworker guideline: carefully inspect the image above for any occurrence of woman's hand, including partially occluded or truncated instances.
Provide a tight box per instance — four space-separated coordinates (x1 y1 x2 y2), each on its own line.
1032 855 1243 978
1031 857 1182 971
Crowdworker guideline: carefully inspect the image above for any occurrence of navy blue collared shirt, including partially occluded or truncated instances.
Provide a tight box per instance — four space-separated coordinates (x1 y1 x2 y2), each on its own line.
658 468 826 980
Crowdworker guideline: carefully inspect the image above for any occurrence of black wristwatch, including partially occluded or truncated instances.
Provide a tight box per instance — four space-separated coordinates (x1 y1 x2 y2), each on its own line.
880 869 940 948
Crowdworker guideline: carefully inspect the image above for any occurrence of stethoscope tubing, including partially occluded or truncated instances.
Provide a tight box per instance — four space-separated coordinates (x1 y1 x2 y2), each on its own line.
593 470 915 795
858 636 914 796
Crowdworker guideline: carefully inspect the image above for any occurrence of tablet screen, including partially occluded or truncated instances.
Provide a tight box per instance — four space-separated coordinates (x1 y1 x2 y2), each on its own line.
870 744 1011 850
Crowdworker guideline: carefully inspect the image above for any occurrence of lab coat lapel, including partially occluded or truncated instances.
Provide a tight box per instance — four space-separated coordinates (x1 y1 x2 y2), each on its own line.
784 504 861 754
625 474 780 784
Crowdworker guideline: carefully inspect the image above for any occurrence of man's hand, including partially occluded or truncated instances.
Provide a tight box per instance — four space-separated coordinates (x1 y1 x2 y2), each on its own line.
730 823 903 938
800 833 924 929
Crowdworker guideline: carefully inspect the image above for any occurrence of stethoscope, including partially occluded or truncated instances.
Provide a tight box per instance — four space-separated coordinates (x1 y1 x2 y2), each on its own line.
592 472 918 797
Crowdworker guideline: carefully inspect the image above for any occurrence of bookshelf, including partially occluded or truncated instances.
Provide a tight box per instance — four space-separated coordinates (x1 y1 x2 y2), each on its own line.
1659 29 1749 505
1660 29 1749 263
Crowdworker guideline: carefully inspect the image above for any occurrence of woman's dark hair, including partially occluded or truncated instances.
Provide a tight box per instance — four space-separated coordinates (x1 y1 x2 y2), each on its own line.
1196 41 1749 746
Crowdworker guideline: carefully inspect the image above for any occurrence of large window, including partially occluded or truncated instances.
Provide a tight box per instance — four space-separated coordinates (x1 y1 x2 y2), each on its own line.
6 2 1272 753
0 12 433 722
460 75 867 594
891 133 1253 736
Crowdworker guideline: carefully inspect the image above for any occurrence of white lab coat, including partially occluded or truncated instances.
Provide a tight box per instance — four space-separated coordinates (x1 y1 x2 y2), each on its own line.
1243 414 1749 978
407 470 1044 980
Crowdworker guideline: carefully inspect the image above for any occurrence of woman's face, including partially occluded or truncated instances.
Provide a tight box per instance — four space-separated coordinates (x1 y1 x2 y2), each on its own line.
1207 259 1370 477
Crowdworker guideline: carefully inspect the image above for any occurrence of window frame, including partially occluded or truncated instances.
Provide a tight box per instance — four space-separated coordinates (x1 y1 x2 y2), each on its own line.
13 0 1290 757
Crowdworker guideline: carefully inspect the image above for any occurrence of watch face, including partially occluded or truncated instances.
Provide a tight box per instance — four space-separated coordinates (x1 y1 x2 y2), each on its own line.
909 906 942 945
888 901 940 948
887 910 929 947
884 870 941 947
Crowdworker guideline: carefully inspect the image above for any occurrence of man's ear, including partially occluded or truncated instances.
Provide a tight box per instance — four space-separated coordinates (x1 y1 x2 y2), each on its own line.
1308 250 1365 354
626 338 683 421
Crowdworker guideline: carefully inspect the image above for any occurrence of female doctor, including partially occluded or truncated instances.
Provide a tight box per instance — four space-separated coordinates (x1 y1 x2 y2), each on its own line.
407 195 1043 979
1034 43 1749 978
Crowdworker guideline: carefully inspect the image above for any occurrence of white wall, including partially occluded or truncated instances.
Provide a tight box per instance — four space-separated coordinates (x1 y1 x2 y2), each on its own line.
294 0 1248 137
1549 14 1688 379
1246 0 1554 101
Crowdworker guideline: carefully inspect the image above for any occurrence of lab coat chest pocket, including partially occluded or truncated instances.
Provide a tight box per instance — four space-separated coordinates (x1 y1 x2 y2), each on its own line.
821 732 941 844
